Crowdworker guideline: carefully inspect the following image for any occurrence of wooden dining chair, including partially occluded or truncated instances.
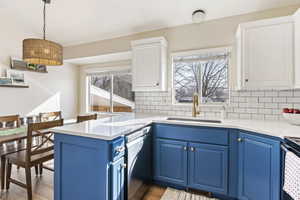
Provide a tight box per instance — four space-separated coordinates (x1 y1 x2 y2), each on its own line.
77 113 97 123
38 111 62 173
0 115 28 190
39 111 62 122
6 119 63 200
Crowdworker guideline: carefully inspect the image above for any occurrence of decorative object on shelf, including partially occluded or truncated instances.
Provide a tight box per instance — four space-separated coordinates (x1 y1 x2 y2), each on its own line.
6 69 27 85
23 0 63 66
11 57 48 73
0 77 12 85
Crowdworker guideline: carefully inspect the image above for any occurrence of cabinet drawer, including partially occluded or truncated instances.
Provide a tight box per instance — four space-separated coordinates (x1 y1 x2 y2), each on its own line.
111 137 125 161
153 124 229 145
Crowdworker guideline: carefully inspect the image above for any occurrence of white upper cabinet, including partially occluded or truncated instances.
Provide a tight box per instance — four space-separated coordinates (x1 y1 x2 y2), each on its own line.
294 9 300 88
236 10 300 90
131 37 167 91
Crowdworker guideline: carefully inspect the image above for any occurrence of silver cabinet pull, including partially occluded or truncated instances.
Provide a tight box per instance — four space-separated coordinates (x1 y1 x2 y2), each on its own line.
183 146 187 151
190 147 195 152
120 163 127 169
237 138 243 142
115 146 125 153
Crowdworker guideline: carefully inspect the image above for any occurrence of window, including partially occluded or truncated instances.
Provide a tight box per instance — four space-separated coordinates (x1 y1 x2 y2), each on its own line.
89 70 135 113
173 47 230 104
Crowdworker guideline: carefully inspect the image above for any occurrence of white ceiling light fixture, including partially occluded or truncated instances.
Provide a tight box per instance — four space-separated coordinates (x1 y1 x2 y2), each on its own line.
192 9 206 23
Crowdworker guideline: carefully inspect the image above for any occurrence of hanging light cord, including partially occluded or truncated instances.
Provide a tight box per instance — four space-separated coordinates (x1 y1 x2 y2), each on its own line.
43 0 46 40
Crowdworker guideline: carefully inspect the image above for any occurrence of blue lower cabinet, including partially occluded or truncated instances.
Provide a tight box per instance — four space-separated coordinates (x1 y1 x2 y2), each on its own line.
188 143 228 195
54 133 126 200
238 132 281 200
54 134 111 200
154 138 188 186
110 157 125 200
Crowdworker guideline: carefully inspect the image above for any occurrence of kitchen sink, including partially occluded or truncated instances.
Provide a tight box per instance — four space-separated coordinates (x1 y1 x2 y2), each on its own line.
166 117 222 123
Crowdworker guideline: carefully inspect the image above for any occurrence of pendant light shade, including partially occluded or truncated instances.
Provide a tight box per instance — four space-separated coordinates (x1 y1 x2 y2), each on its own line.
23 0 63 66
23 38 63 66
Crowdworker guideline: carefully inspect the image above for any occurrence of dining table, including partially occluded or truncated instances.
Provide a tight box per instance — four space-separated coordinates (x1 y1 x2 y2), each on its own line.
0 118 77 145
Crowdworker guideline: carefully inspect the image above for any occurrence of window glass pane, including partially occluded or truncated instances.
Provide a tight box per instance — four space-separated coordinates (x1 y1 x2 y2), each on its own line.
112 74 135 112
173 50 229 104
90 75 112 112
174 62 201 103
201 58 229 103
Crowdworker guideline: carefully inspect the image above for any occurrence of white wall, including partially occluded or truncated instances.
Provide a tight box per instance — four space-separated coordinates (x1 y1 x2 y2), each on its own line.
66 5 300 113
0 15 79 118
66 4 300 89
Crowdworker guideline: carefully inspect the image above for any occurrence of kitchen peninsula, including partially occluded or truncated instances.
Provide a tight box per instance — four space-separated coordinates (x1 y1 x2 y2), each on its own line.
51 113 299 200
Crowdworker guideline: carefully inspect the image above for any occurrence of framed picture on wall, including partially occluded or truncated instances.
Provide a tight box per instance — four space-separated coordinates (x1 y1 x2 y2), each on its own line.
6 69 26 85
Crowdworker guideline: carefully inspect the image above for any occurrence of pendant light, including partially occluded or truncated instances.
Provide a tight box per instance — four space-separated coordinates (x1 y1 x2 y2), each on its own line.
23 0 63 66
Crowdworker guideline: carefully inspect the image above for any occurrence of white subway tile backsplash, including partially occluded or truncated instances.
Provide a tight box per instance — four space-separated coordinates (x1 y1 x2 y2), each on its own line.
273 97 286 103
264 103 278 109
239 91 251 97
251 114 265 120
246 108 258 114
258 108 272 114
135 89 298 120
240 113 251 119
259 97 272 103
265 91 278 97
247 97 259 103
279 91 293 97
252 91 265 96
239 103 249 108
265 115 279 120
227 113 239 119
293 91 300 97
278 103 293 109
287 97 300 103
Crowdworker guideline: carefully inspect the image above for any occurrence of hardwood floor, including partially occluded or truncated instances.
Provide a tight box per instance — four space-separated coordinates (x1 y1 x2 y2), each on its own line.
0 165 166 200
0 166 53 200
143 186 166 200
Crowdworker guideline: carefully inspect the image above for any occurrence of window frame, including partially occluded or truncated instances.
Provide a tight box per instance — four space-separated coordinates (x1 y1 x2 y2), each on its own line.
86 65 134 113
171 46 232 106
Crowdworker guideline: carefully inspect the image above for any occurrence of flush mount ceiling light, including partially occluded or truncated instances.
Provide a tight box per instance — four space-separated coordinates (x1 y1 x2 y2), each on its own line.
23 0 63 66
192 9 206 23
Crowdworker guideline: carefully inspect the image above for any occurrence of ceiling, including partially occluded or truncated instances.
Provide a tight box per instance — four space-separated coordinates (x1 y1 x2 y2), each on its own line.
1 0 299 46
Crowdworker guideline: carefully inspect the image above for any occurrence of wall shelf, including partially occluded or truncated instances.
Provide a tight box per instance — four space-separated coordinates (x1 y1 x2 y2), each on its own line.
11 66 48 73
0 84 29 88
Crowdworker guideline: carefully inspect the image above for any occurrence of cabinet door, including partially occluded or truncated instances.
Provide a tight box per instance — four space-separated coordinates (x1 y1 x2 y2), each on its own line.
132 44 162 91
238 132 281 200
188 143 228 195
240 18 294 89
153 139 188 186
111 157 125 200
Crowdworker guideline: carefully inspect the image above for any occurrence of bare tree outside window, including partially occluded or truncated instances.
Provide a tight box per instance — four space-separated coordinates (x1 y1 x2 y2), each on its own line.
173 50 229 104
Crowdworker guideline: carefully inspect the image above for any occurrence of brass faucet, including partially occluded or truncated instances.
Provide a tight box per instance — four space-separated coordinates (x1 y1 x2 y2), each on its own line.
192 93 200 117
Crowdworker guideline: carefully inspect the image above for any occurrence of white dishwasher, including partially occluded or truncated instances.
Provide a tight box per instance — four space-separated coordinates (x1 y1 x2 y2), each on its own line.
125 126 152 200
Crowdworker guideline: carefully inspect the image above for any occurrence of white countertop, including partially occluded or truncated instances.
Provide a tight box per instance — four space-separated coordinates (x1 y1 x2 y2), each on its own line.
50 113 300 140
51 113 160 140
